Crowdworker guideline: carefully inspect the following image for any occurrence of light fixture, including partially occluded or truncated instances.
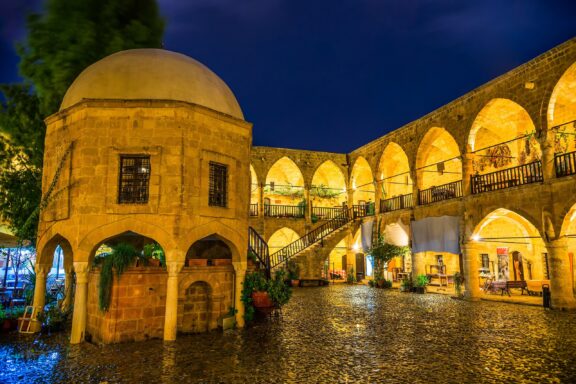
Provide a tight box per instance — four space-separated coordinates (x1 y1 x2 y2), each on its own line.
471 234 480 241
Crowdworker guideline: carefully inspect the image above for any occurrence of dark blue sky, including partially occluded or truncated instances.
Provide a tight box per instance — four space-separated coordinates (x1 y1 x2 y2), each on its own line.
1 1 575 152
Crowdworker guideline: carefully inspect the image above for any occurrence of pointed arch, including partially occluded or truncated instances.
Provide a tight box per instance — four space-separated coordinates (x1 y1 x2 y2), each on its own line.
469 98 540 174
265 156 305 205
378 142 413 199
548 61 576 153
416 127 462 190
350 156 375 204
311 160 347 207
268 227 300 254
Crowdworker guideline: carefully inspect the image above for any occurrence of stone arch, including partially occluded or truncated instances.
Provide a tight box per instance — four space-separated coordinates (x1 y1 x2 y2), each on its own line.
268 227 300 255
265 156 305 206
310 160 347 207
559 201 576 238
416 127 462 190
548 61 576 153
472 208 547 281
37 233 74 268
78 218 176 262
378 142 413 199
185 234 233 265
350 156 375 204
181 221 245 263
250 164 259 205
469 98 540 174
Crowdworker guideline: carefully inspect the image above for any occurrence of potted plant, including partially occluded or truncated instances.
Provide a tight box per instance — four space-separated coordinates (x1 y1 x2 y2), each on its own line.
287 259 300 287
414 274 428 294
142 243 164 267
2 306 25 332
267 269 292 308
453 272 465 298
37 304 70 333
368 279 375 287
346 268 356 284
399 276 412 292
187 258 208 267
377 279 392 288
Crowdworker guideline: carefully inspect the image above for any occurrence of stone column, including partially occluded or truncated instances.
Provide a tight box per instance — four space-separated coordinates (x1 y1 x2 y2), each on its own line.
60 264 74 312
462 242 481 300
541 130 556 181
411 170 419 206
163 261 184 341
70 261 89 344
462 152 475 197
375 180 383 214
304 186 311 224
411 252 425 279
30 263 50 332
258 182 265 217
232 261 247 328
547 238 576 310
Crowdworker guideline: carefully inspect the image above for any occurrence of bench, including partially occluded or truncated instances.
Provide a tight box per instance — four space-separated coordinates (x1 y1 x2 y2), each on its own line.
489 280 527 296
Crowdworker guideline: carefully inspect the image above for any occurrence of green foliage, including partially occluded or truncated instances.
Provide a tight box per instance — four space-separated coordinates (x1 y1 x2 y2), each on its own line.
400 277 412 290
347 268 356 284
241 270 292 322
453 272 465 297
0 0 164 243
142 242 165 266
98 242 139 312
368 279 375 287
267 270 292 307
310 184 342 199
37 304 71 332
415 274 429 288
286 259 300 280
2 306 26 320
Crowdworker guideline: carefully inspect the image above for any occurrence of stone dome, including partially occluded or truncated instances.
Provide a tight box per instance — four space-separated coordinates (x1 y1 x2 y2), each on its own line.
60 49 244 119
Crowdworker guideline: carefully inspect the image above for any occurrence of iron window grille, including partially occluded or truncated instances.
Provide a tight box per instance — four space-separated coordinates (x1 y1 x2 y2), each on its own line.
209 161 227 207
118 156 151 204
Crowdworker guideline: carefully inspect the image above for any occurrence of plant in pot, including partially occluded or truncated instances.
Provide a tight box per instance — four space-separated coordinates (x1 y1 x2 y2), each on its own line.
368 279 375 288
37 304 71 333
241 271 269 321
399 276 412 292
142 243 165 267
267 269 292 308
1 306 25 332
98 242 139 312
453 272 465 298
287 259 300 287
346 268 356 284
414 274 428 294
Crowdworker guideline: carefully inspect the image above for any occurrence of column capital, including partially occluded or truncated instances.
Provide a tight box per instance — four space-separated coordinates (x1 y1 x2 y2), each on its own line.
35 263 51 276
73 262 90 284
547 237 568 249
232 261 248 274
166 261 184 276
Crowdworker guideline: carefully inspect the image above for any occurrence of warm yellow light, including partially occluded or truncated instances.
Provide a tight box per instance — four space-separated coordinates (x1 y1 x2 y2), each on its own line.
471 234 480 241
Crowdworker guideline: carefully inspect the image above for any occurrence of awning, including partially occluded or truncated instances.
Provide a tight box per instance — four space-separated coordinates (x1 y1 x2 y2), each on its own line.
411 216 460 254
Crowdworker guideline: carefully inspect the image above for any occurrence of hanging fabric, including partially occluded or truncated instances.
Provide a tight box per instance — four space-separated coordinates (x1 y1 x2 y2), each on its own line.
411 216 460 254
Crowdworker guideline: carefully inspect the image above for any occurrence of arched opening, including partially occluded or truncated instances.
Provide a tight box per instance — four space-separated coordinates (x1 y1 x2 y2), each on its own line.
327 238 347 280
350 157 375 209
378 143 414 212
178 281 211 333
560 204 576 294
85 231 167 343
250 164 259 216
469 99 541 192
311 160 347 220
185 234 232 267
472 209 548 292
548 62 576 176
268 227 300 255
416 127 462 204
264 157 305 218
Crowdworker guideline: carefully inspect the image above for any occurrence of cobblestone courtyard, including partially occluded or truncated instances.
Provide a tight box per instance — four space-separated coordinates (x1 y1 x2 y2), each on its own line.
1 285 576 383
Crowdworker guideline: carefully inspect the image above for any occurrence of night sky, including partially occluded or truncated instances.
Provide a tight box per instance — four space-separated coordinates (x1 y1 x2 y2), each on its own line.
1 1 575 153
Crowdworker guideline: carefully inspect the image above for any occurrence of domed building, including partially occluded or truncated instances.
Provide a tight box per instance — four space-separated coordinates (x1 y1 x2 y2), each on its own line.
35 49 252 343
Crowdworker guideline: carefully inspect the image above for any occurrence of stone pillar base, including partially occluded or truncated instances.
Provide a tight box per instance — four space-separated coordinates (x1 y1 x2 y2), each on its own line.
551 296 576 311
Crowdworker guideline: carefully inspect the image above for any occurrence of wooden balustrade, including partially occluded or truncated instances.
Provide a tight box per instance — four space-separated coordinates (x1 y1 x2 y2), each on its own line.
555 151 576 177
312 206 345 220
471 161 542 194
418 180 462 205
380 193 414 213
263 204 305 218
249 203 258 216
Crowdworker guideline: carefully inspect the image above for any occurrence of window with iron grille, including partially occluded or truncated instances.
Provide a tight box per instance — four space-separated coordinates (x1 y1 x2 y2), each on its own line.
118 156 150 204
209 161 227 207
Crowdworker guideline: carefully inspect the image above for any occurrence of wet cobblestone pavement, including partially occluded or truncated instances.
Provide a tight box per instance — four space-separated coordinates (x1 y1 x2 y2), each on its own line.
1 285 576 383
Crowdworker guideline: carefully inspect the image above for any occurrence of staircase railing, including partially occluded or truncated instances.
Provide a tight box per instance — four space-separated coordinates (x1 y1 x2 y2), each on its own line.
248 227 270 278
269 208 356 269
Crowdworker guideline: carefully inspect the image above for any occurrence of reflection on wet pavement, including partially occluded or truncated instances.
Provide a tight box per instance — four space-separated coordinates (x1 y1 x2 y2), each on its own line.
1 285 575 383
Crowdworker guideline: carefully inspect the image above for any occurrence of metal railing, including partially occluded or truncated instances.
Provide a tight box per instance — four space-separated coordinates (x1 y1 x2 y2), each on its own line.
250 203 258 216
380 193 414 213
555 151 576 178
248 227 270 278
418 180 462 205
270 208 353 269
312 206 345 220
471 161 542 194
263 204 305 218
352 204 374 218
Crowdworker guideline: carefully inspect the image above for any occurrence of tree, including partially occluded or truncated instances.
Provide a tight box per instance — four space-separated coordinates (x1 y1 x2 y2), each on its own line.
0 0 164 244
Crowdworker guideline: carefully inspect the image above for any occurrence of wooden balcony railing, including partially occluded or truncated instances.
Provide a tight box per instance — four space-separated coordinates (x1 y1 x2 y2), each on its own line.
249 203 258 216
380 193 414 213
352 204 374 217
312 206 345 220
264 204 305 218
418 180 462 205
555 151 576 177
471 161 542 194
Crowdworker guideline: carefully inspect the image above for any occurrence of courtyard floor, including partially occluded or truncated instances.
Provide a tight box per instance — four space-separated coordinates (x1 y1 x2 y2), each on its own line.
1 285 575 383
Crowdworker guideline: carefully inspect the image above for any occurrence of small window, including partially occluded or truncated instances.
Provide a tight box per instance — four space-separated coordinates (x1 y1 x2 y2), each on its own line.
481 254 490 270
118 156 150 204
209 162 227 207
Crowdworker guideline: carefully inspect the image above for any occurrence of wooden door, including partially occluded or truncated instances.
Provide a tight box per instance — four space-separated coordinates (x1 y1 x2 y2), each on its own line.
355 253 365 281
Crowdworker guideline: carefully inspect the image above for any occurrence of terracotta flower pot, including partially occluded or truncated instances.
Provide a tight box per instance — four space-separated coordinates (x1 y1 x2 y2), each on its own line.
210 259 232 266
187 259 207 267
251 291 273 308
148 259 161 267
291 279 300 287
